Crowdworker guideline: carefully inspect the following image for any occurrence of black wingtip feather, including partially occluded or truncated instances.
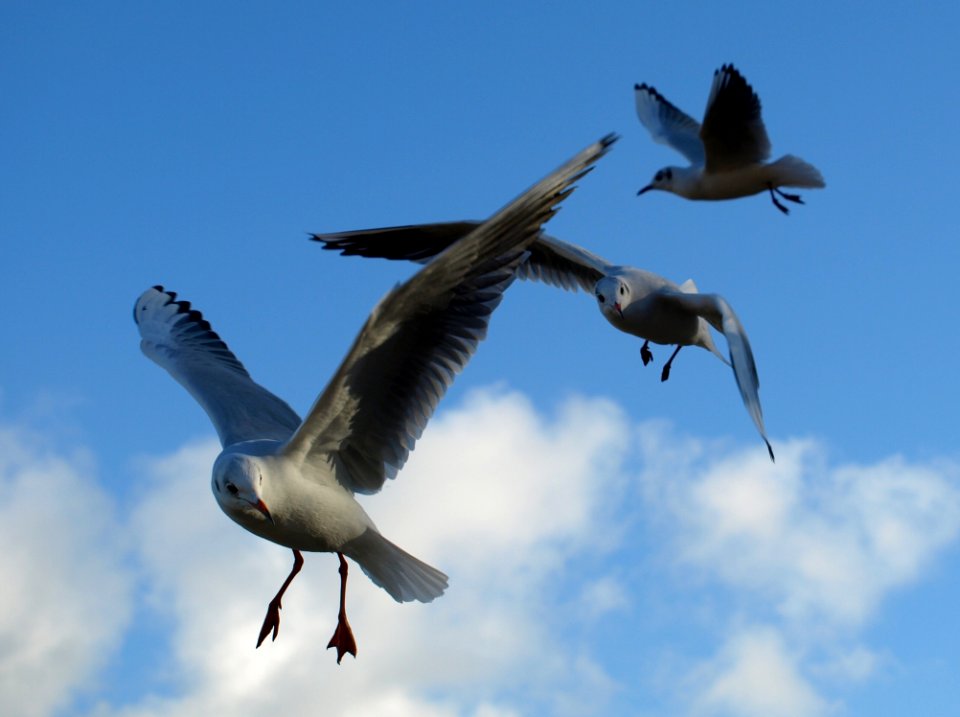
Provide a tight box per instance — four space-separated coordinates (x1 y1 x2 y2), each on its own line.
135 285 247 375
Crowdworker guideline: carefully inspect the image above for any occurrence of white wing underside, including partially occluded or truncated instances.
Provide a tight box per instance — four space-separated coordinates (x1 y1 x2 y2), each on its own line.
657 290 772 457
634 83 706 166
134 287 302 447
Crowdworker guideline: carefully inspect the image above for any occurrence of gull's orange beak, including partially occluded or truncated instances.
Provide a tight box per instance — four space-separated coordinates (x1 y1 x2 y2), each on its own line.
253 498 274 524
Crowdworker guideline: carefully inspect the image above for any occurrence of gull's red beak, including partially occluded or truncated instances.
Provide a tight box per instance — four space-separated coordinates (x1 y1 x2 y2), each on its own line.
614 302 624 319
254 498 274 524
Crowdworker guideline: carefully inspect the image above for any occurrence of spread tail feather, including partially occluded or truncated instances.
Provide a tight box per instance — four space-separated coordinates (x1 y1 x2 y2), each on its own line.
341 529 448 603
771 155 825 188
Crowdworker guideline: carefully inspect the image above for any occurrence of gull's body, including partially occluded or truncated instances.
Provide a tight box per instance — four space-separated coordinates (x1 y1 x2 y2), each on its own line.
634 64 824 213
315 222 774 461
133 134 616 661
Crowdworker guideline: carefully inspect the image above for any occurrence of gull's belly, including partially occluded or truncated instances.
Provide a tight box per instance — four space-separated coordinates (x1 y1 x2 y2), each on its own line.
621 299 700 345
697 167 769 199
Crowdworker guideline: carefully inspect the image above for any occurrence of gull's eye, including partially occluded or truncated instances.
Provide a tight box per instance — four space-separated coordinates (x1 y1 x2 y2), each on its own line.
226 482 239 496
654 170 663 181
597 294 606 303
619 285 626 295
665 168 673 180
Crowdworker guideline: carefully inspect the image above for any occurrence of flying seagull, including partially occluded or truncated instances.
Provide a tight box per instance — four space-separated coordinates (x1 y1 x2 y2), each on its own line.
314 221 774 461
634 63 824 214
133 134 616 662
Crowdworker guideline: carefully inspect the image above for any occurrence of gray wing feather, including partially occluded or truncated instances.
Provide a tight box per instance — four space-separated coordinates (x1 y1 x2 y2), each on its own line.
285 134 617 494
315 225 609 295
700 64 772 172
134 286 302 447
659 289 774 461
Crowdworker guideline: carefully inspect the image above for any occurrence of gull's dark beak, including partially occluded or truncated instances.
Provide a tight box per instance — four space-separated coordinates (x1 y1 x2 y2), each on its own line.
254 498 274 524
637 185 653 196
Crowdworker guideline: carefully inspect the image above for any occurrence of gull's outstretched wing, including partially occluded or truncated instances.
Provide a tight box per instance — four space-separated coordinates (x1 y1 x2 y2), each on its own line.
660 289 774 461
284 134 617 494
134 287 302 447
634 82 706 166
315 224 610 294
700 64 772 173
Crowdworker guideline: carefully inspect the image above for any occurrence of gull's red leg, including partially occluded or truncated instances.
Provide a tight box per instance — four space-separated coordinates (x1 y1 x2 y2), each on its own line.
256 549 304 648
327 552 358 664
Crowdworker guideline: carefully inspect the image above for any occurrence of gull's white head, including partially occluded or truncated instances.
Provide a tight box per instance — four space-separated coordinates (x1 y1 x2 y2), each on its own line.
594 276 630 323
637 166 680 196
637 167 702 198
211 453 273 525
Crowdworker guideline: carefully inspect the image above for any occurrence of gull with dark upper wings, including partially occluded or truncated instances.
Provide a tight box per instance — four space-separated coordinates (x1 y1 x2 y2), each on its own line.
634 63 824 214
133 134 615 662
315 220 775 461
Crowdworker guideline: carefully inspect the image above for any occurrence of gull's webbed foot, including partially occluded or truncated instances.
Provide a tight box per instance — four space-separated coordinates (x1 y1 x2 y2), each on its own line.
641 340 653 366
327 613 358 664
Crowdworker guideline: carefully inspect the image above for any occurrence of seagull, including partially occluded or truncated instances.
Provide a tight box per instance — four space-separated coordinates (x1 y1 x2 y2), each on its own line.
634 63 825 214
133 134 616 662
315 223 774 461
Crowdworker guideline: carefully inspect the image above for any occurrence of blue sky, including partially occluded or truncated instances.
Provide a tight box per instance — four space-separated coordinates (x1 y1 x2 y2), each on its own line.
3 2 960 716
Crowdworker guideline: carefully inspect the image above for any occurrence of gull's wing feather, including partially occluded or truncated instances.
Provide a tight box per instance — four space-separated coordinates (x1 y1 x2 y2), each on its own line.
700 64 772 172
285 135 617 494
659 289 774 461
315 222 484 265
314 224 610 294
134 286 302 447
634 82 705 166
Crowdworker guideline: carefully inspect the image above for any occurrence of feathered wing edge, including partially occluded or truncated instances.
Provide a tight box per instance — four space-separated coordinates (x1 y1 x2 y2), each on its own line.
666 290 774 461
313 226 608 294
133 286 302 447
285 134 618 494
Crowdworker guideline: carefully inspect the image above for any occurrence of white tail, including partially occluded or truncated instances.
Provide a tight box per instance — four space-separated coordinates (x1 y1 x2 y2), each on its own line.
771 155 825 188
342 529 448 603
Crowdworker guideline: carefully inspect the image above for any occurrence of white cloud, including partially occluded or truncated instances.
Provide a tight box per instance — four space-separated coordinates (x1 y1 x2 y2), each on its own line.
638 434 960 628
694 626 829 717
102 388 632 717
0 424 133 717
6 392 960 717
634 425 960 716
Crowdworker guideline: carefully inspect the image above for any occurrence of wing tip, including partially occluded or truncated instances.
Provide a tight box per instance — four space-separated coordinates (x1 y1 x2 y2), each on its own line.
634 81 666 103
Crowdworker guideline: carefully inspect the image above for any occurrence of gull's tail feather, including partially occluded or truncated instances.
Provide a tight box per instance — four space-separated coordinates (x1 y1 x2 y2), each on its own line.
771 155 825 189
342 529 448 603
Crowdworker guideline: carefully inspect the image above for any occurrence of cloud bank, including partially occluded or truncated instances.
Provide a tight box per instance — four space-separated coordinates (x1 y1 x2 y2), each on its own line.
2 389 958 717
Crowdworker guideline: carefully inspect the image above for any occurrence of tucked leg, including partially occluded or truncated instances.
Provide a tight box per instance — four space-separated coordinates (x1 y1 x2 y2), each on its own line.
767 184 790 215
257 548 304 647
661 345 683 382
327 552 358 664
640 340 653 366
774 186 805 204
